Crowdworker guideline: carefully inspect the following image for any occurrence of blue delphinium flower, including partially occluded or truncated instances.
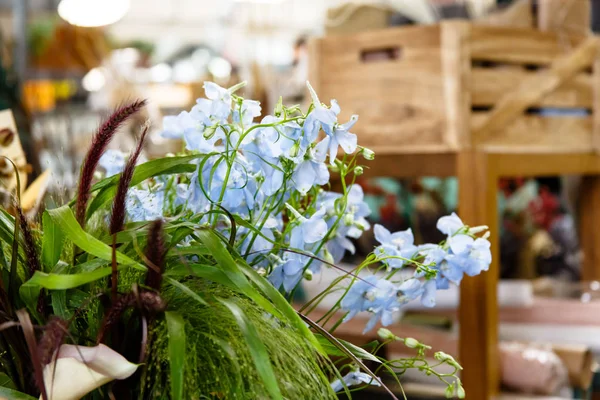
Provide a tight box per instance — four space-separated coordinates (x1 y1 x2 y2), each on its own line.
126 188 164 222
330 371 380 393
341 276 400 333
203 81 232 121
374 224 418 269
437 212 465 236
303 82 339 144
288 205 328 250
233 99 261 127
322 115 359 164
268 252 308 292
292 139 329 194
176 170 209 214
99 149 125 177
320 184 371 263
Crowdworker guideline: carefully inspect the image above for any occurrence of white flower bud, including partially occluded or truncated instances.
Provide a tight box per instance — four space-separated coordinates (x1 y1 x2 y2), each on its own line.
303 269 313 281
256 267 267 276
203 124 218 139
354 166 364 176
445 384 455 399
404 338 420 348
457 385 466 399
322 249 334 265
362 148 375 160
343 214 355 226
377 328 397 341
435 351 462 369
468 225 489 234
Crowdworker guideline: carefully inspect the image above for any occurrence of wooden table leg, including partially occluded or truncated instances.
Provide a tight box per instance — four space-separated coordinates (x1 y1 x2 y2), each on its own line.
579 176 600 282
457 151 499 399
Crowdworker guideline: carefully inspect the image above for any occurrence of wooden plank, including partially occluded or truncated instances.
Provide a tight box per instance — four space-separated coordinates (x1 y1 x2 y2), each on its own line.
470 25 588 64
307 38 322 98
579 176 600 281
359 152 456 178
441 21 471 149
489 153 600 176
457 151 499 399
473 36 599 141
418 297 600 326
593 53 600 152
538 0 591 36
475 0 533 28
473 113 593 153
472 67 592 108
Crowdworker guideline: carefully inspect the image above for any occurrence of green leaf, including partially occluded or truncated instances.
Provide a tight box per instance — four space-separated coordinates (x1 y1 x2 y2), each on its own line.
165 264 235 288
195 230 282 320
220 298 282 399
165 277 207 306
165 311 186 400
41 211 64 271
48 206 144 270
238 263 324 354
0 386 36 399
85 155 205 218
22 268 113 291
315 334 380 363
0 373 16 389
51 290 70 319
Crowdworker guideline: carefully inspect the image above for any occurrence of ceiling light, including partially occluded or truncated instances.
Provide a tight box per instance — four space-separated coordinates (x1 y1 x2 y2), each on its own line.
208 57 232 80
58 0 131 27
82 68 106 92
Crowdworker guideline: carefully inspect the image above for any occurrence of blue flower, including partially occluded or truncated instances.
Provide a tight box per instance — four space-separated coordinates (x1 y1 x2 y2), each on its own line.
289 206 328 250
341 276 399 333
233 99 261 127
292 139 329 194
330 371 380 393
177 170 209 214
322 115 359 164
374 224 418 269
268 252 310 292
448 237 492 277
303 82 339 144
203 81 232 121
437 212 465 236
126 188 164 222
99 149 125 177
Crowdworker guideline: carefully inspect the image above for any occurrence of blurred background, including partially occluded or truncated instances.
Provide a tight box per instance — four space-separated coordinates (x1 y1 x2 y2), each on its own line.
1 0 600 398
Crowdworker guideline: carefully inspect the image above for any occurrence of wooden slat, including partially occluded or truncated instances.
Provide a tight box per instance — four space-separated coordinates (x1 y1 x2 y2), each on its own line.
473 36 599 140
472 67 593 108
441 21 471 149
538 0 591 36
419 297 600 326
473 113 593 152
489 153 600 176
579 176 600 281
470 25 588 64
458 151 499 399
358 152 456 178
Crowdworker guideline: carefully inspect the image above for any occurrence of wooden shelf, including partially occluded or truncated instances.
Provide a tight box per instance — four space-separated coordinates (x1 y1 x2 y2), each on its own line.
310 20 600 399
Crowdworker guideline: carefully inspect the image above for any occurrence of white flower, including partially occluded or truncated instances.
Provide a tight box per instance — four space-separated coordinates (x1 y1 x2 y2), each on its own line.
41 344 138 400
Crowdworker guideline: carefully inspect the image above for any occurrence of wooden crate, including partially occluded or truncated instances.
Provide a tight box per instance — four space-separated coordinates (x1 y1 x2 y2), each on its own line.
309 22 600 154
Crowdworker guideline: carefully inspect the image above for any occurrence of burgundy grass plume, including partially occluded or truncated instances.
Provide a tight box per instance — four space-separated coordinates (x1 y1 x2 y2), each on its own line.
144 219 166 290
75 99 147 227
15 204 41 278
109 123 150 235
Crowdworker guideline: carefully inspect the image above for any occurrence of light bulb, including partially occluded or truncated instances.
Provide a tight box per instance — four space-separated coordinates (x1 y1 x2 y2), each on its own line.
58 0 131 27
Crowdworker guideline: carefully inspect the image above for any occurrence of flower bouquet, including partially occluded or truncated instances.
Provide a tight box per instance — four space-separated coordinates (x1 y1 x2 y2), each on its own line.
0 81 490 399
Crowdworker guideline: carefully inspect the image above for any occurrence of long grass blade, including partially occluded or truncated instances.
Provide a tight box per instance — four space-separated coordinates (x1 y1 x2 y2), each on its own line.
165 311 186 400
219 298 283 399
299 313 399 400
